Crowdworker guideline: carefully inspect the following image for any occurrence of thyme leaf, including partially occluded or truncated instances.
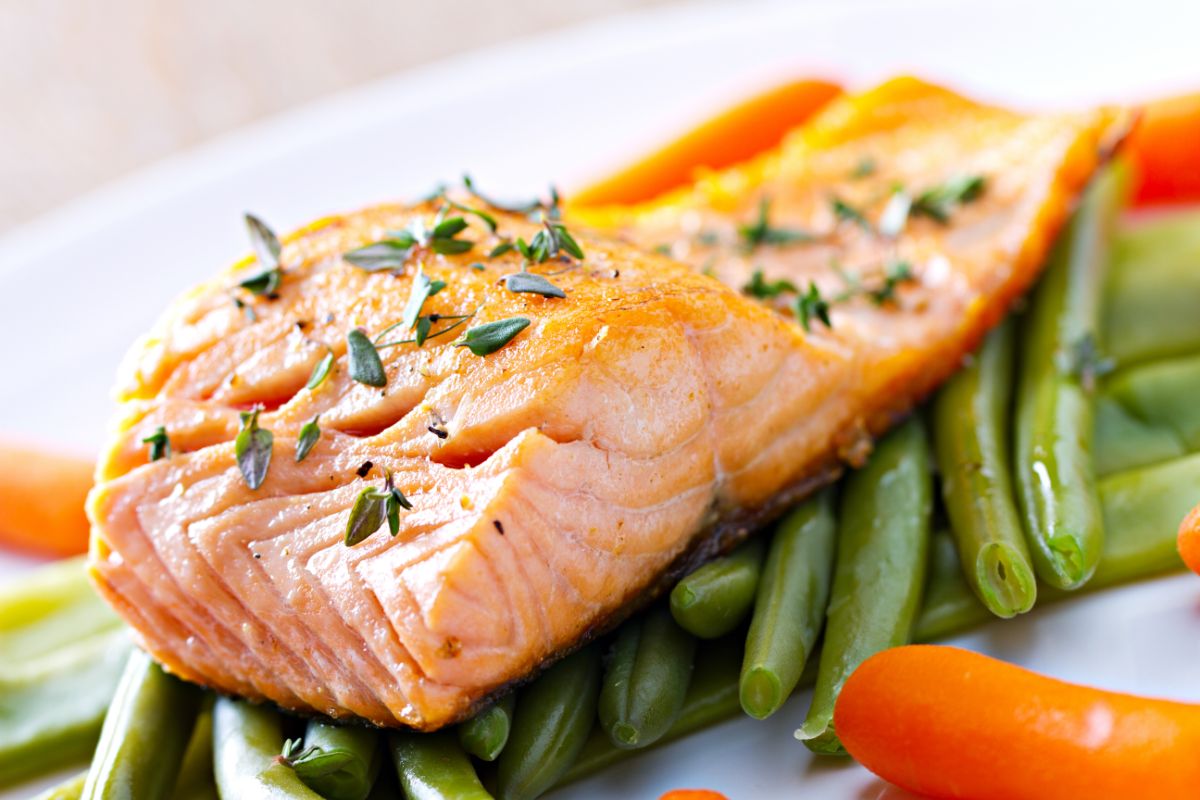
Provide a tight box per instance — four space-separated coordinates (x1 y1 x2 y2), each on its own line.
295 415 321 463
743 269 798 299
235 407 273 490
739 198 814 248
503 271 565 298
347 328 387 387
911 174 986 223
794 282 832 332
306 349 334 390
455 317 531 356
142 426 171 462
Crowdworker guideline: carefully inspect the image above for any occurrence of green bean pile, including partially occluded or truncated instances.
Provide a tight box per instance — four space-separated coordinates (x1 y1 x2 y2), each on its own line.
6 173 1200 800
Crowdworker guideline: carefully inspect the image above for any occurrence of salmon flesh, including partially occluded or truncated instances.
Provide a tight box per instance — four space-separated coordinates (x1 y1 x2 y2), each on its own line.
87 79 1126 729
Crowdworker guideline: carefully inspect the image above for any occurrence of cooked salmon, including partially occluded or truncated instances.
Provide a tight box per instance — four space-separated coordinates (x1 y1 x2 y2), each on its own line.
87 78 1126 730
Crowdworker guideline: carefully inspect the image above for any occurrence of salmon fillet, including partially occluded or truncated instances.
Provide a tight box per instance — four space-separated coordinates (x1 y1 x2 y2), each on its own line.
87 78 1125 730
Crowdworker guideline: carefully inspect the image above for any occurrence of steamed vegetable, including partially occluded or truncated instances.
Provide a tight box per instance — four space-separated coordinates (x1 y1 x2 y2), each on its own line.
1014 166 1125 589
933 320 1037 617
599 604 696 749
212 698 324 799
390 731 493 800
797 418 932 754
569 80 841 206
457 694 515 762
0 440 93 556
496 646 601 800
739 492 836 719
82 649 205 800
670 539 765 639
1 559 129 788
1179 503 1200 575
1127 92 1200 206
834 645 1200 800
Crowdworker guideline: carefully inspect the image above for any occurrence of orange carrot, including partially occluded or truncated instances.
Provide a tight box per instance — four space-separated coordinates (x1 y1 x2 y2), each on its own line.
0 439 94 557
1126 91 1200 206
1178 502 1200 575
658 791 728 800
834 645 1200 800
570 79 841 207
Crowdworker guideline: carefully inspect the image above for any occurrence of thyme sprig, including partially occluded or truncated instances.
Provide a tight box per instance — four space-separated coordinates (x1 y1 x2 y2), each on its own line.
345 468 412 547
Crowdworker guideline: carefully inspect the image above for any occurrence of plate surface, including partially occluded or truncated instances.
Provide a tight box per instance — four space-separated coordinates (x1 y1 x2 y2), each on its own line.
3 0 1200 796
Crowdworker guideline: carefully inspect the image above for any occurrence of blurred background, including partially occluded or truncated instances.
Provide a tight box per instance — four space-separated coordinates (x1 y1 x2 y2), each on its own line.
0 0 671 234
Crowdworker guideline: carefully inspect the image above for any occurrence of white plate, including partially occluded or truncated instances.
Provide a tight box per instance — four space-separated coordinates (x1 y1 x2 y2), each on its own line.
3 0 1200 796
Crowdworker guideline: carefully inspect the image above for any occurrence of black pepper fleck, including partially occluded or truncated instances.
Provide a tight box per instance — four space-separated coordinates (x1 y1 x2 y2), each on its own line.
493 520 505 535
428 426 449 439
356 461 374 478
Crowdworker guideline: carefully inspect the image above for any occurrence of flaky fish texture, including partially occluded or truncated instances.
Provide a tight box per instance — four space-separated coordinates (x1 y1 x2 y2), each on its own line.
88 78 1126 729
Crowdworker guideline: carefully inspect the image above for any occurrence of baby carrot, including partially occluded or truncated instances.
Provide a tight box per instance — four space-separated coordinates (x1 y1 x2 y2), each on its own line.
569 79 841 207
1126 91 1200 206
835 644 1200 800
0 439 94 557
1178 502 1200 575
658 791 728 800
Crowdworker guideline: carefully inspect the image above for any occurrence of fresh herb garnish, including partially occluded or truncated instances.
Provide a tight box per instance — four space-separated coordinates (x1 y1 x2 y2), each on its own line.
295 415 321 463
794 282 832 332
343 237 417 272
402 268 448 330
517 220 585 263
427 217 474 255
235 407 273 490
739 198 814 248
142 426 171 462
867 260 915 305
437 197 498 233
455 317 531 356
238 214 284 296
306 349 334 390
462 175 561 219
743 269 798 299
831 197 872 231
1062 332 1114 392
488 241 515 259
850 157 877 179
345 468 412 546
233 297 257 322
911 174 986 223
344 215 475 271
347 328 387 387
276 738 353 780
503 271 566 298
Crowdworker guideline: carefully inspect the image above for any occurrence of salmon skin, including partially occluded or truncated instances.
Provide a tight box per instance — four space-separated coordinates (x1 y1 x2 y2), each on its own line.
87 78 1126 730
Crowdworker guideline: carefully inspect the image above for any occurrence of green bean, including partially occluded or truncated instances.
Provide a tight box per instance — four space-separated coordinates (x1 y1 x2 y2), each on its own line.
496 645 601 800
1104 208 1200 367
457 693 515 762
739 491 836 720
1094 394 1185 477
389 730 492 800
1014 166 1125 590
0 629 130 788
82 649 205 800
561 633 747 786
0 556 122 675
175 703 218 800
933 319 1038 617
1105 354 1200 450
212 697 325 799
559 449 1194 786
797 418 932 755
287 720 381 800
916 451 1195 640
598 603 696 749
31 771 88 800
669 538 765 638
